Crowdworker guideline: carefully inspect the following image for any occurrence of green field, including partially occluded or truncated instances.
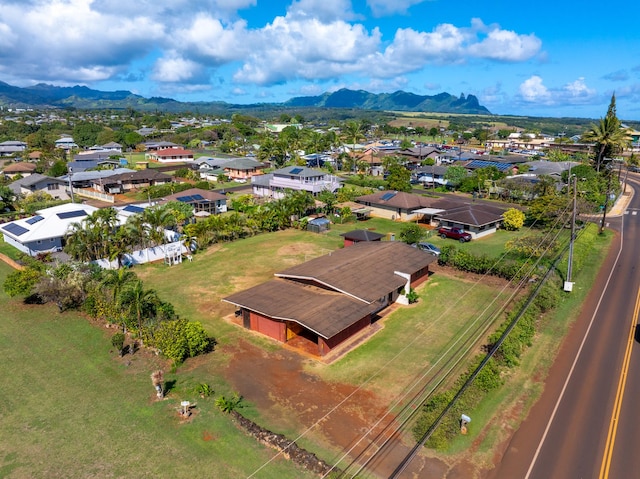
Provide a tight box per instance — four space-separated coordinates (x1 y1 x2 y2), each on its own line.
0 262 316 479
0 217 613 477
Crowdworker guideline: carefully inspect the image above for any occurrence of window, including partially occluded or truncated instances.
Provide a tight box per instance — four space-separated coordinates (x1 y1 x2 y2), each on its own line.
47 183 60 190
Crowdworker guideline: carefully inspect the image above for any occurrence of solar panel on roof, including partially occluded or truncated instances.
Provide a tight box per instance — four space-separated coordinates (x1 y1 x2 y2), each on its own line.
380 192 397 201
26 215 44 225
290 167 303 174
57 210 87 220
468 160 511 171
176 195 193 202
2 223 29 236
123 205 144 213
191 194 204 200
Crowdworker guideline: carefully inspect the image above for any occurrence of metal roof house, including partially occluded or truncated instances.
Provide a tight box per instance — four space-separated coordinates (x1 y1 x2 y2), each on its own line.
1 203 99 256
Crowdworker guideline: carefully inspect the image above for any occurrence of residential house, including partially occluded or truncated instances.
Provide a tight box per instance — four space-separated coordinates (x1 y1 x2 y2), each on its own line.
2 161 37 179
252 166 341 199
96 169 173 193
162 188 228 216
55 136 78 150
8 173 70 200
435 204 507 238
355 190 435 221
143 141 180 151
0 140 27 157
146 147 194 163
222 157 266 181
1 203 99 256
223 241 436 356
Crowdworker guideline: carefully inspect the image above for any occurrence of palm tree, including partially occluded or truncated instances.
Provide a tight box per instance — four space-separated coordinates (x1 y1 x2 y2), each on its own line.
119 279 159 335
143 205 176 251
581 94 632 172
100 267 137 331
342 120 364 152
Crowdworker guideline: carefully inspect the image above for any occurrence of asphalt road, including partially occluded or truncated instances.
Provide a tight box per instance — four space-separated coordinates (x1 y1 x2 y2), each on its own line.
489 177 640 479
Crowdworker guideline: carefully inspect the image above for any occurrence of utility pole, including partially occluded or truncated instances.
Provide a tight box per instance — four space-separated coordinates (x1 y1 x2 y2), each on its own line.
599 169 613 235
564 175 577 292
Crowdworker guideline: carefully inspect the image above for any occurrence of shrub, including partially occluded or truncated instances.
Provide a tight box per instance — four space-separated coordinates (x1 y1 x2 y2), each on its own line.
152 318 214 363
215 393 243 413
502 208 525 231
111 332 125 356
3 268 42 297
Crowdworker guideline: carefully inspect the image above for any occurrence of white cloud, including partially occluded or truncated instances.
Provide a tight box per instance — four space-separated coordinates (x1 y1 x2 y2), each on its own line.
517 75 597 108
152 54 203 83
0 0 545 103
233 16 382 84
287 0 358 22
519 75 552 103
467 28 542 61
367 0 427 16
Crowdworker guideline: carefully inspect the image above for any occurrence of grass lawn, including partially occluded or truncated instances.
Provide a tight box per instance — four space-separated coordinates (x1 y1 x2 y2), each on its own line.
427 224 613 468
137 222 516 401
0 262 316 479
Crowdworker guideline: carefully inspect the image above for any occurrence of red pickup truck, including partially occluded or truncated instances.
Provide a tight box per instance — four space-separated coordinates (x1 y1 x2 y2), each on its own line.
438 227 472 242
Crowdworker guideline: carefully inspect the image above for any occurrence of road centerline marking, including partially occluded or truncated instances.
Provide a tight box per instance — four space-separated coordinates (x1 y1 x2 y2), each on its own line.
598 287 640 479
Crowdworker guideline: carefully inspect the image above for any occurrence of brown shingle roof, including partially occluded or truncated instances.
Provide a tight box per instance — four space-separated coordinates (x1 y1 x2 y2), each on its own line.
275 241 436 303
435 204 506 227
356 191 433 211
3 162 37 173
224 279 380 339
340 229 385 242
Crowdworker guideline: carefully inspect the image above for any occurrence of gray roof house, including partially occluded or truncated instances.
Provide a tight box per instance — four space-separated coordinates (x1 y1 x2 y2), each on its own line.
8 173 70 200
0 140 27 156
252 166 341 199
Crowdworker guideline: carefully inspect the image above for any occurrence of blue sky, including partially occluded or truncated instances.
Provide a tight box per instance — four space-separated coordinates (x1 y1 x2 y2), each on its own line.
1 0 638 120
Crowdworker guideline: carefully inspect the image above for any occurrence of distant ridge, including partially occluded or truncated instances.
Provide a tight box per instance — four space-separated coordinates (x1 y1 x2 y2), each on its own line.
285 88 491 114
0 81 491 115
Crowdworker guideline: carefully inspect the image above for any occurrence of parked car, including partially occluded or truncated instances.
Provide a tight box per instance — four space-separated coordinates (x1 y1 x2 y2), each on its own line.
438 227 472 242
414 242 441 256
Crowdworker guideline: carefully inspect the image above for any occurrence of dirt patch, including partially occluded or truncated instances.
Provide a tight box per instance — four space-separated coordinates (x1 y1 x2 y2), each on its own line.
222 339 390 457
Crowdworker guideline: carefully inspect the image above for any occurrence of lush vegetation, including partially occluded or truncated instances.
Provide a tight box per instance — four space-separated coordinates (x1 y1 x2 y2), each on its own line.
412 221 610 450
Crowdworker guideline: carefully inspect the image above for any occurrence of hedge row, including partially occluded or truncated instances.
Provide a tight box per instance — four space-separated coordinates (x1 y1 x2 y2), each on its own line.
412 275 561 448
438 245 528 281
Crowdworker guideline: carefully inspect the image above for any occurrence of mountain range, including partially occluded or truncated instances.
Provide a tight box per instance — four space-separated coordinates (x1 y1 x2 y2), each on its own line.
0 81 491 115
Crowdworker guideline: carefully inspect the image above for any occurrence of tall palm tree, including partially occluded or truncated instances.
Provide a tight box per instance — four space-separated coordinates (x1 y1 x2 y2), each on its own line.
342 121 364 152
581 95 632 172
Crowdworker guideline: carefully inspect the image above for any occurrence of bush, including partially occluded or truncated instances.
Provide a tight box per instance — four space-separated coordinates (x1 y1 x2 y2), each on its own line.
502 208 525 231
152 318 214 363
3 268 42 297
215 393 243 413
111 332 125 356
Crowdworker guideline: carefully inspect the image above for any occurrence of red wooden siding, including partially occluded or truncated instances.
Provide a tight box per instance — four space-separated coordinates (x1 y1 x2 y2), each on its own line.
249 311 286 342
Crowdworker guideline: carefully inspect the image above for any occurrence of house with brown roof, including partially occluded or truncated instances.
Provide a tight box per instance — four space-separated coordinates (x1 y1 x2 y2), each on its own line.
435 203 507 238
223 241 436 356
2 161 37 179
355 190 434 221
